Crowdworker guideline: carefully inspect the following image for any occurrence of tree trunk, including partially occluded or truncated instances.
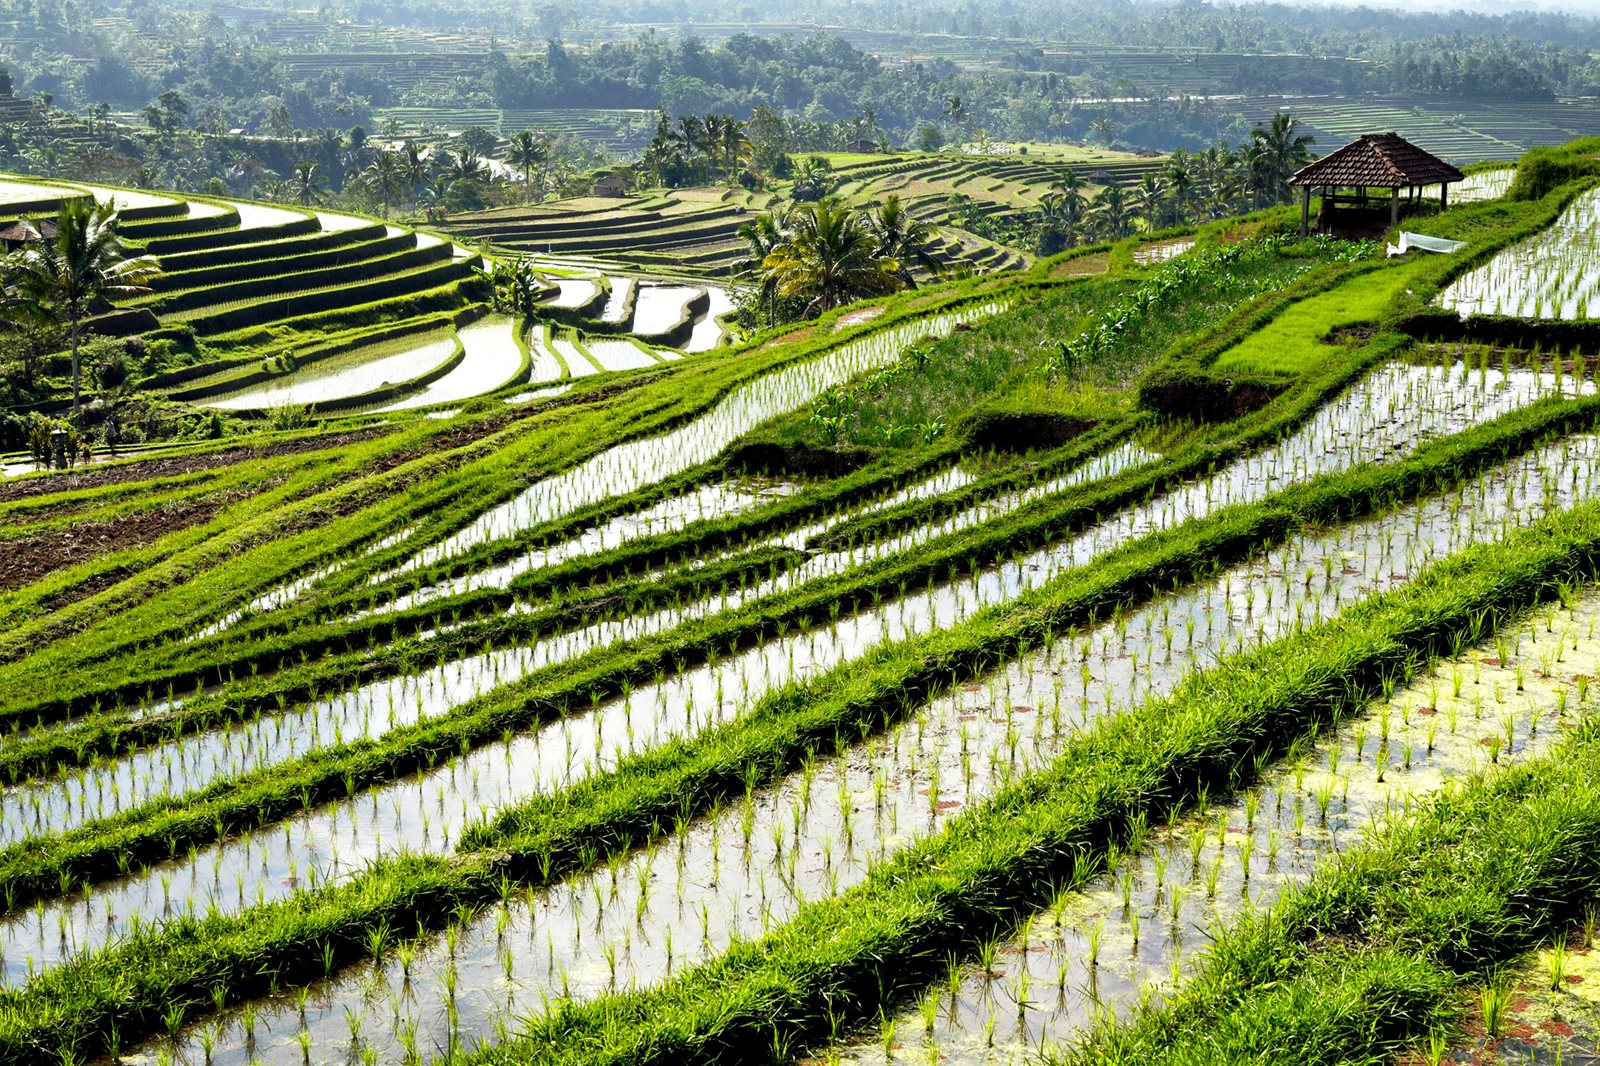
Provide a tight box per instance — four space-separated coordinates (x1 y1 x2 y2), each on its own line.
69 316 81 423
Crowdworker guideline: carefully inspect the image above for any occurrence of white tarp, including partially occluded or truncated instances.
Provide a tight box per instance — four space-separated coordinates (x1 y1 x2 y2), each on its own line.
1387 231 1467 258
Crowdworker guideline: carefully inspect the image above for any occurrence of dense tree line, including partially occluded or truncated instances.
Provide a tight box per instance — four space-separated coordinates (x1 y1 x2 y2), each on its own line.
6 0 1600 149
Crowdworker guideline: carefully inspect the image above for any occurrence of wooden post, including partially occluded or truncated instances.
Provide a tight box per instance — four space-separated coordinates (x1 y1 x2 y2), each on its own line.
1390 186 1399 227
1441 181 1449 211
1300 185 1310 238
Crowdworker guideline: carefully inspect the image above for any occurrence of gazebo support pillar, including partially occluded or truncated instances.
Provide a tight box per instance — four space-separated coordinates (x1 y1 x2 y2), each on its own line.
1441 182 1448 210
1300 185 1311 238
1390 187 1399 227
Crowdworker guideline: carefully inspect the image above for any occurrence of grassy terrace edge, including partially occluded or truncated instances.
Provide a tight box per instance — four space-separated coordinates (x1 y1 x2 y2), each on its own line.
451 494 1600 1066
0 324 1434 901
0 385 1594 1062
1043 717 1600 1065
0 272 1032 707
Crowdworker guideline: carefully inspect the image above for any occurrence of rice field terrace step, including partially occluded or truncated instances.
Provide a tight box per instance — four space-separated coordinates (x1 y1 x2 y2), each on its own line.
152 222 390 272
463 207 745 246
178 260 481 335
140 214 326 256
121 204 240 242
445 210 671 241
149 232 420 296
151 240 450 318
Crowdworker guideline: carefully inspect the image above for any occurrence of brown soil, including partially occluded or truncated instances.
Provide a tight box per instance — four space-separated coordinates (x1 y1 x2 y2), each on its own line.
0 498 222 592
834 306 886 330
968 413 1096 452
1049 252 1109 277
1325 324 1379 346
723 442 871 477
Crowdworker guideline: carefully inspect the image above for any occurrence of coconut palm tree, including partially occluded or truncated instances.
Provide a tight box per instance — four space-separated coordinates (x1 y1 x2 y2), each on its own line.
762 198 902 317
361 151 403 218
735 206 791 327
867 194 940 287
6 198 159 420
290 161 327 207
439 147 488 188
941 95 966 145
1088 184 1131 239
1163 151 1193 219
1247 112 1315 207
1134 173 1165 231
506 130 549 203
400 141 430 209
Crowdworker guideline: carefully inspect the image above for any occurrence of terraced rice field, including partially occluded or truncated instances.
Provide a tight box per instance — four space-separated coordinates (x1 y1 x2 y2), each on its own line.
1439 187 1600 320
437 151 1151 285
5 149 1600 1066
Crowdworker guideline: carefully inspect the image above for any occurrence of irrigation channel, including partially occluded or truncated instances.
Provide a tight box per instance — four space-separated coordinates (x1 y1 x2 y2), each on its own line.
0 360 1559 868
1439 186 1600 320
98 388 1600 1066
204 299 1011 633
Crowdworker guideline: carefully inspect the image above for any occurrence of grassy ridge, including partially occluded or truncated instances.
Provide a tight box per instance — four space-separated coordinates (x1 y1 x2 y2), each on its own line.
0 387 1593 1063
0 276 1030 717
1044 721 1600 1065
455 497 1600 1066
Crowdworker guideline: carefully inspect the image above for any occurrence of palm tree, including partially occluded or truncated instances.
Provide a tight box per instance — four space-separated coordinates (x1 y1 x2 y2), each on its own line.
6 199 159 420
1088 184 1131 239
1036 187 1086 251
1247 112 1315 207
941 95 966 146
506 130 549 202
1163 152 1193 220
291 161 327 207
736 206 791 327
714 118 750 183
762 198 902 317
790 156 835 202
868 194 939 287
400 141 430 209
1134 173 1164 232
439 147 488 189
673 115 710 178
361 151 403 218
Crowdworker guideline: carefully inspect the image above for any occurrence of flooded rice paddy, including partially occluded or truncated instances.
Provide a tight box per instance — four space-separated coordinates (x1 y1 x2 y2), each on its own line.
1439 187 1600 320
97 413 1600 1066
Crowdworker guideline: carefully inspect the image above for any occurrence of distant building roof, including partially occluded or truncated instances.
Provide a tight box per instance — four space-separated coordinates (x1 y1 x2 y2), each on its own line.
1288 132 1464 189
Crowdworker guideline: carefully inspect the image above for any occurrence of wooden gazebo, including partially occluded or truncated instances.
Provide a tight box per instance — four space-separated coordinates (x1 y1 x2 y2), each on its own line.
1288 132 1463 238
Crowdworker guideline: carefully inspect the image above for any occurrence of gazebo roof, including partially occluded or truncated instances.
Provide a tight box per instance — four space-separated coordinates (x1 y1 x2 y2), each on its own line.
1288 132 1463 189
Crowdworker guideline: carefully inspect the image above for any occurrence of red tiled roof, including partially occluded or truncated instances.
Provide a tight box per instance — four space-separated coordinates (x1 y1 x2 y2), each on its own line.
1288 133 1464 188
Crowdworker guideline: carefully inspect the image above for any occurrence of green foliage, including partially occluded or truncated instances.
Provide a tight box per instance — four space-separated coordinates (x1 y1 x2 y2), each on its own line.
1506 138 1600 201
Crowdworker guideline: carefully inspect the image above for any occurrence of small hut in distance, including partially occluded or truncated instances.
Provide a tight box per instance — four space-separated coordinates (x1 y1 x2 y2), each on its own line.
1288 132 1463 238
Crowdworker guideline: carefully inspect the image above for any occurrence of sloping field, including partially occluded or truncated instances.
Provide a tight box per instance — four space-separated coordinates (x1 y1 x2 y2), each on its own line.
4 151 1600 1066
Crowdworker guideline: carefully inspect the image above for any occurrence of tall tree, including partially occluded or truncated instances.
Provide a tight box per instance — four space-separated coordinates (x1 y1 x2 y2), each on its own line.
5 199 158 421
762 198 902 317
867 194 939 287
735 206 790 327
1088 184 1131 239
506 130 550 202
400 141 430 209
361 151 403 219
291 161 327 206
1247 112 1315 206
